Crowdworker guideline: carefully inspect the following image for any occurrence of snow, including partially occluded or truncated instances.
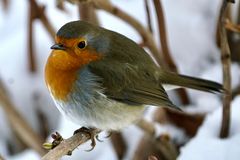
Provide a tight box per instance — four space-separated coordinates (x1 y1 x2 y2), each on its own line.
178 96 240 160
0 0 240 159
8 150 40 160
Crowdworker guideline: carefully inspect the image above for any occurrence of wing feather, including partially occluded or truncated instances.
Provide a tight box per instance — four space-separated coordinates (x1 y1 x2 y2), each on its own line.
88 60 178 109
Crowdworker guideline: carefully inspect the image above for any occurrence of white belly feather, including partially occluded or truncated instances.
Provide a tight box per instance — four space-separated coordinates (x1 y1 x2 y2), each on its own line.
52 93 144 131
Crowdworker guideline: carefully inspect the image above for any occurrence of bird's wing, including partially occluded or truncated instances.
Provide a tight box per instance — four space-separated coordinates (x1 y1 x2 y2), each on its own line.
88 60 178 109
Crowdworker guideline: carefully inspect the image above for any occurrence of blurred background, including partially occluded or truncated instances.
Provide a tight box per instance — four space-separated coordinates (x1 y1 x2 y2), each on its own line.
0 0 240 159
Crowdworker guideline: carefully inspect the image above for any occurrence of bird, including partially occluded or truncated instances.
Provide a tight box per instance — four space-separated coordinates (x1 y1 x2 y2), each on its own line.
45 20 223 148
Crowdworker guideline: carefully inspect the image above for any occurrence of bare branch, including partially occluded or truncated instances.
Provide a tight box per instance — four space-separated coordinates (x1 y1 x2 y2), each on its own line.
134 118 179 160
137 119 155 136
2 0 10 12
41 129 100 160
28 0 37 73
144 0 153 33
237 0 240 24
110 132 127 159
152 0 174 70
152 0 189 104
56 0 66 11
0 79 46 155
0 154 4 160
232 85 240 99
219 0 233 138
78 3 99 25
225 19 240 33
133 133 178 160
29 0 56 40
148 155 159 160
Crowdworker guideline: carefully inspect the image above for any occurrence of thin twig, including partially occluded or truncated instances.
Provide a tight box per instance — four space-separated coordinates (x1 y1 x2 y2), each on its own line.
56 0 66 11
133 129 178 160
152 0 174 70
219 0 233 138
137 119 155 136
215 2 232 47
2 0 9 12
110 132 127 160
78 3 99 25
0 154 4 160
29 0 56 40
232 85 240 99
148 155 159 160
152 0 189 104
163 108 205 137
144 0 153 33
41 129 100 160
28 0 37 73
237 1 240 24
0 79 46 155
225 19 240 33
132 135 161 160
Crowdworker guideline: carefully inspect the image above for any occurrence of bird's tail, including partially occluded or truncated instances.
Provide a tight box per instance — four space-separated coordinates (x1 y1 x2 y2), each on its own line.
158 70 224 93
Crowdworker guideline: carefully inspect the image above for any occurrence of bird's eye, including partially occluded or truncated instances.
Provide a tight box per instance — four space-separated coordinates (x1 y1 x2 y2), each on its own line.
77 40 87 49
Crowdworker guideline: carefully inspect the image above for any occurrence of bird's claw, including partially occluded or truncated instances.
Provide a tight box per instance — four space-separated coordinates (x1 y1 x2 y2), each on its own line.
105 131 112 138
73 127 98 151
96 135 104 142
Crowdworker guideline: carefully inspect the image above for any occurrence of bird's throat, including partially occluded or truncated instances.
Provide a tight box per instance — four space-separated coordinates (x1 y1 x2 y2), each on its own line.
45 48 102 101
45 60 78 101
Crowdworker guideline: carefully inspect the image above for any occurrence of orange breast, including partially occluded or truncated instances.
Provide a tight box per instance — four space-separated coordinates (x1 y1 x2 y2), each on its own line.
45 48 102 101
45 61 78 101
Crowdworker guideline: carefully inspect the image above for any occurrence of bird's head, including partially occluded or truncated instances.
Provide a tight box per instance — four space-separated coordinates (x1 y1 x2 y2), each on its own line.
47 21 109 71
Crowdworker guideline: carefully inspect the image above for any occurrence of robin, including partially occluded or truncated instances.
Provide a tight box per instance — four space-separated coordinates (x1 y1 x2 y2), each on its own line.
45 20 223 148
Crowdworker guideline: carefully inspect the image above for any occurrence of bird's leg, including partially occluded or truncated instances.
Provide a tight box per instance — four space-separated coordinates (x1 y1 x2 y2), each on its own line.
73 127 99 151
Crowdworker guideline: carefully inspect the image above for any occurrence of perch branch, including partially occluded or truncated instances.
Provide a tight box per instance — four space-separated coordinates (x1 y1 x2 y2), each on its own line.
41 129 100 160
0 79 45 155
219 0 233 138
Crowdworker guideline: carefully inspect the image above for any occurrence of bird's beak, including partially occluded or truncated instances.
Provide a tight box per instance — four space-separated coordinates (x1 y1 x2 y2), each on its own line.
50 44 65 50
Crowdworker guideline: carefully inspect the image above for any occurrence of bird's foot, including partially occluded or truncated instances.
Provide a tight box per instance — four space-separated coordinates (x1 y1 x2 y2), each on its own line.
95 131 112 142
73 127 100 151
105 131 112 138
43 132 64 150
